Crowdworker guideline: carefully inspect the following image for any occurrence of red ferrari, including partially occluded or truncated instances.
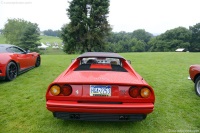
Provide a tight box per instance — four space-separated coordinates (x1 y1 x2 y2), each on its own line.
0 44 41 81
46 52 155 121
189 65 200 96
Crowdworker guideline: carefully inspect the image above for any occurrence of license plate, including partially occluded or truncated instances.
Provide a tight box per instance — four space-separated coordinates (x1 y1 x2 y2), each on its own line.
90 85 111 96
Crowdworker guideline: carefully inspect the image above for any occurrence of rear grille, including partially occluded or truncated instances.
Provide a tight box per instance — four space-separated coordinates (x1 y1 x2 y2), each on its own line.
53 112 146 121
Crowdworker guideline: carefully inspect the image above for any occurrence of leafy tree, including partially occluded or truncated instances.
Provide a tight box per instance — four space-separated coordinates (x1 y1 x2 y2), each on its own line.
105 30 152 52
43 29 61 37
131 29 153 43
2 18 41 51
189 23 200 52
148 27 191 52
18 23 40 52
61 0 111 54
61 24 78 54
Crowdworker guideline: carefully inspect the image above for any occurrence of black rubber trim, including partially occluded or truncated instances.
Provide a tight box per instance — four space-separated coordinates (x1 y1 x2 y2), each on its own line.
53 112 146 121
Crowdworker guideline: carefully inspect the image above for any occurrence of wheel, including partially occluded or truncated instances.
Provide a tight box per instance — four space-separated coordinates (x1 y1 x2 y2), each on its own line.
6 62 18 81
35 56 41 67
194 76 200 96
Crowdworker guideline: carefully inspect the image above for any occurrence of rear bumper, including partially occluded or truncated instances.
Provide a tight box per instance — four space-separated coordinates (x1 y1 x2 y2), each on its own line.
46 100 154 121
0 76 5 80
53 112 147 121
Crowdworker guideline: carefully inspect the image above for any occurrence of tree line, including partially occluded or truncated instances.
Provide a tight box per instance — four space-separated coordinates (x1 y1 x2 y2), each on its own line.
2 18 200 53
105 24 200 52
43 29 61 37
1 0 200 53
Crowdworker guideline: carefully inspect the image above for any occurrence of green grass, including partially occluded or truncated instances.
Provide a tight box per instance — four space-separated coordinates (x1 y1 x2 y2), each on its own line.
0 52 200 133
0 35 62 45
0 35 65 55
40 35 62 44
0 34 6 43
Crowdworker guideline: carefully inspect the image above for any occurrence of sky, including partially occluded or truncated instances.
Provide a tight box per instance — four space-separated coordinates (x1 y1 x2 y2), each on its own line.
0 0 200 34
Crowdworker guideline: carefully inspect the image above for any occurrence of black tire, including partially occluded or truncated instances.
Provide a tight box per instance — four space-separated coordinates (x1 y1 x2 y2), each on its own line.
35 56 41 67
194 76 200 97
6 62 18 81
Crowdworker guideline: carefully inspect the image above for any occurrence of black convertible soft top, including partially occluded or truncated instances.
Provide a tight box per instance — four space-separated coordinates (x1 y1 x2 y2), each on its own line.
78 52 124 59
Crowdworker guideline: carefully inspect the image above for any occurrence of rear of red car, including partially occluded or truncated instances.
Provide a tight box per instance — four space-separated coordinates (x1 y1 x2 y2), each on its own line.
46 53 155 121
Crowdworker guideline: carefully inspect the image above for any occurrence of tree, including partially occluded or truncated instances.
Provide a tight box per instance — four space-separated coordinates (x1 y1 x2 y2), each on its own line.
61 0 111 54
148 27 191 52
131 29 153 51
189 23 200 52
43 29 61 37
18 23 40 52
131 29 153 43
2 18 41 51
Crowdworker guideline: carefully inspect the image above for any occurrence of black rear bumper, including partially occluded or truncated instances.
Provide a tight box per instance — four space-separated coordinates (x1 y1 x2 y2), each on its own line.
0 76 5 80
53 112 147 121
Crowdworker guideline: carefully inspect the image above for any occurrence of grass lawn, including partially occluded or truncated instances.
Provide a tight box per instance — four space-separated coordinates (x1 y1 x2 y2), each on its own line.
40 35 62 44
0 52 200 133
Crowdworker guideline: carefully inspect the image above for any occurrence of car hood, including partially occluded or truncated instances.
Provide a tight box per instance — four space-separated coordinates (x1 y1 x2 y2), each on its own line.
54 70 147 85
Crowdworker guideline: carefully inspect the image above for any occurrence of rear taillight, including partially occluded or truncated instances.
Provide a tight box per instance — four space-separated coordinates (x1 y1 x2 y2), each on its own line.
49 84 72 96
61 85 72 96
140 87 151 98
129 87 140 98
129 86 151 98
50 85 61 96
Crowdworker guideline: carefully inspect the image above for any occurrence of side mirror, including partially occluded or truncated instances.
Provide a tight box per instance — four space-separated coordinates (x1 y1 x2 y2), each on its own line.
127 60 131 64
71 59 75 63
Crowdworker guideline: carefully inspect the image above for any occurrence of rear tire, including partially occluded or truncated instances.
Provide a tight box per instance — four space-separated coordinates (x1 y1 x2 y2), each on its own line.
194 76 200 96
6 62 17 81
35 56 41 67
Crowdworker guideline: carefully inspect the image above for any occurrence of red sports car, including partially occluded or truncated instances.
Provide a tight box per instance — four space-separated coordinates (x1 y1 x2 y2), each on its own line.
189 65 200 96
46 52 155 121
0 44 41 81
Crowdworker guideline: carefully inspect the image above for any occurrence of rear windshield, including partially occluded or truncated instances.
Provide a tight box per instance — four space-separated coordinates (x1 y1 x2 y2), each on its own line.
74 57 127 72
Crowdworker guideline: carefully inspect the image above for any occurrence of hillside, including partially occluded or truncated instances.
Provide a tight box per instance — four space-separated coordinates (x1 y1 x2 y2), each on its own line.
0 35 65 54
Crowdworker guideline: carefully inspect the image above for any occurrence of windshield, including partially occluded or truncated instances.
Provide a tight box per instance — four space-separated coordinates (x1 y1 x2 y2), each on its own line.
74 57 127 72
81 57 121 65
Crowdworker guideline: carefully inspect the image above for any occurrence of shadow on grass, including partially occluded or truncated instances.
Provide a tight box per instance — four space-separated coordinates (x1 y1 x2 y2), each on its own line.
60 120 139 132
0 80 9 84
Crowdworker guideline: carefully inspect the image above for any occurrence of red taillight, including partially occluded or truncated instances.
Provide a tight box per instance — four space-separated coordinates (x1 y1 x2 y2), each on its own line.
129 87 140 98
61 85 72 96
49 84 72 96
129 86 152 98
